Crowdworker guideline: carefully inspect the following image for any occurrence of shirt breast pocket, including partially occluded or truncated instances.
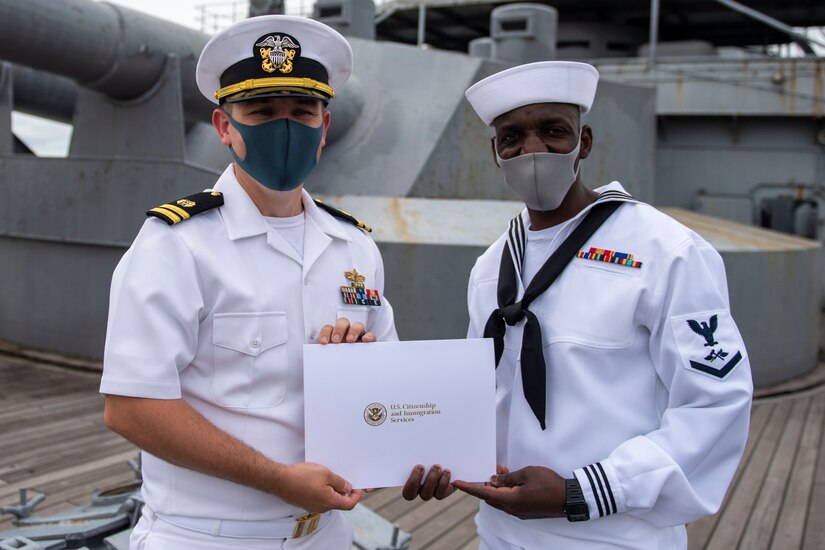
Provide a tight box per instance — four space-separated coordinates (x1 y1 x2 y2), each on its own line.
211 312 289 408
538 263 641 349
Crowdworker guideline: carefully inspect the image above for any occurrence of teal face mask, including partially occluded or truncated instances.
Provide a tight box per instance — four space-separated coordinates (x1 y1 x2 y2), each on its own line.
225 113 325 192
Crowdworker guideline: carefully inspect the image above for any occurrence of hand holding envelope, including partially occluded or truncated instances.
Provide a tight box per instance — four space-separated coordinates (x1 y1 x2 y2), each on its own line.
401 463 456 501
317 317 376 344
452 465 567 519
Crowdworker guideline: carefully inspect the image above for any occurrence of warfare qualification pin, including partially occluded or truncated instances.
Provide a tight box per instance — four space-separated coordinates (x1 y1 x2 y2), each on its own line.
345 269 365 284
340 269 381 306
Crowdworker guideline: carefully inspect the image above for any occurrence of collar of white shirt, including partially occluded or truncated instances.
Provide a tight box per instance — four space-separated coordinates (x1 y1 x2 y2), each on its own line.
212 165 352 243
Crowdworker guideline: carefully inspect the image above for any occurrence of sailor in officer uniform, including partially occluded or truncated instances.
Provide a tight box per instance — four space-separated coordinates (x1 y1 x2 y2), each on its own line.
406 61 754 549
100 15 396 549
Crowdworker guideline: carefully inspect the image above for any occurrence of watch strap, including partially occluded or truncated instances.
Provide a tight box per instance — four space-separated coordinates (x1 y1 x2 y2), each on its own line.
564 478 590 522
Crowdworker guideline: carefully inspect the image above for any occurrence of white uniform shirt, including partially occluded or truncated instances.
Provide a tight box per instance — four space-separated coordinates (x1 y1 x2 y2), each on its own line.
101 165 397 521
264 212 305 257
520 220 572 287
467 182 753 549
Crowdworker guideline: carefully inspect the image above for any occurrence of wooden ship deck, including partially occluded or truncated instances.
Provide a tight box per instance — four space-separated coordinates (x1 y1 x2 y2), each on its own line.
2 349 825 549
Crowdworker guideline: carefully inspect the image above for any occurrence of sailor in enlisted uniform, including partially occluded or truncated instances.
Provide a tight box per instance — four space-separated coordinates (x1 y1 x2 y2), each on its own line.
407 62 753 549
100 15 396 549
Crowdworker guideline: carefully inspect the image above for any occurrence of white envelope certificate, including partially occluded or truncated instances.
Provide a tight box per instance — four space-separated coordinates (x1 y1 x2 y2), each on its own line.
303 338 496 489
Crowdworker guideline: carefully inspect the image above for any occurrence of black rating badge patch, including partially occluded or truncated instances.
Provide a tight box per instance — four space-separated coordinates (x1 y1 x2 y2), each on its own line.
671 311 745 380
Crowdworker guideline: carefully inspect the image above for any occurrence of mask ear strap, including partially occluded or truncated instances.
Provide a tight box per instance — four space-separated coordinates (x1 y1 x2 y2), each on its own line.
572 141 583 177
490 136 500 168
572 127 583 175
224 110 241 128
222 110 242 154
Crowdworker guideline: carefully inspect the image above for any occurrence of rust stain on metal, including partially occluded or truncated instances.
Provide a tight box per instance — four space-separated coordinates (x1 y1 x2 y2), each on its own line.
675 77 684 109
788 59 798 114
814 60 823 118
389 196 414 243
775 62 787 113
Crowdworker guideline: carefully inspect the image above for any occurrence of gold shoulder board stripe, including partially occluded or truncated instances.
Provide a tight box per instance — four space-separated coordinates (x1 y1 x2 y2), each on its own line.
149 206 181 224
161 203 191 220
313 199 373 233
147 191 224 226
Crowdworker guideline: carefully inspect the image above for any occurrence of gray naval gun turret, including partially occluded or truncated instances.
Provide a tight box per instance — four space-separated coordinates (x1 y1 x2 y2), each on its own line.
0 0 654 357
0 0 819 386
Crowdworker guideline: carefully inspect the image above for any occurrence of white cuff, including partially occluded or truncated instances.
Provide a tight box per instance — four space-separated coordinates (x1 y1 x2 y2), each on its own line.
573 461 626 520
100 375 182 399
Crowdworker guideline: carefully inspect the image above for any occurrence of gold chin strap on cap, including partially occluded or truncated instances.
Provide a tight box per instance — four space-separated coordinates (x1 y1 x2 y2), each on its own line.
215 77 334 100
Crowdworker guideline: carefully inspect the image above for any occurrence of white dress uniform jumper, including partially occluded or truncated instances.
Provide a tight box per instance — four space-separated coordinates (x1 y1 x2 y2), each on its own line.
467 183 753 549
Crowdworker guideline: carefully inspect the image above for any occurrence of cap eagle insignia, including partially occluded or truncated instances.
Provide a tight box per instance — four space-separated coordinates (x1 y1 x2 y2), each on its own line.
256 35 299 74
687 315 719 347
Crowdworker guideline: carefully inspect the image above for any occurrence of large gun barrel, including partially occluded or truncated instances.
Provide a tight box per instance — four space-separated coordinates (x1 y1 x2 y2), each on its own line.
10 65 77 124
0 0 214 122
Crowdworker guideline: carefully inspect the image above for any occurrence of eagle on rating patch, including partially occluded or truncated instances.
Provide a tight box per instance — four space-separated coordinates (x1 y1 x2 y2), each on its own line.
687 315 719 347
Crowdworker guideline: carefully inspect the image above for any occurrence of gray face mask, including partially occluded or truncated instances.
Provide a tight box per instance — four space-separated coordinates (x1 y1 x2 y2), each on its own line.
496 139 581 211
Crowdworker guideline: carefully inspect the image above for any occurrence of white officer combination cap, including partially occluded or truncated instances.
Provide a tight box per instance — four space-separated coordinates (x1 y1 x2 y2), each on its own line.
465 61 600 126
196 15 353 104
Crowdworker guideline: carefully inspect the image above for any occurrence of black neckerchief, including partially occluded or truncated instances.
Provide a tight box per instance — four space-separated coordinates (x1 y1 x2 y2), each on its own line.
483 190 636 430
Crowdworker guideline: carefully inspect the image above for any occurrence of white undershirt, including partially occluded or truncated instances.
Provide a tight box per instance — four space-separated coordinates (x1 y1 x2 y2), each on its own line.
521 220 574 287
264 212 306 258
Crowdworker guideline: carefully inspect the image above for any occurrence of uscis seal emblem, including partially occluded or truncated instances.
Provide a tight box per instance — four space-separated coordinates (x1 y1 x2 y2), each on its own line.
177 199 196 208
364 403 387 426
255 34 300 74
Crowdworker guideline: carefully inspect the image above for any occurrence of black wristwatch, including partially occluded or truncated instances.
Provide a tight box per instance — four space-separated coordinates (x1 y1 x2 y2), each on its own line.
564 478 590 522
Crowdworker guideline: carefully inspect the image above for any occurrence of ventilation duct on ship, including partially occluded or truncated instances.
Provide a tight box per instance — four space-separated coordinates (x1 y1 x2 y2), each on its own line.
556 23 647 59
490 3 557 64
249 0 286 16
468 37 494 59
314 0 376 40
